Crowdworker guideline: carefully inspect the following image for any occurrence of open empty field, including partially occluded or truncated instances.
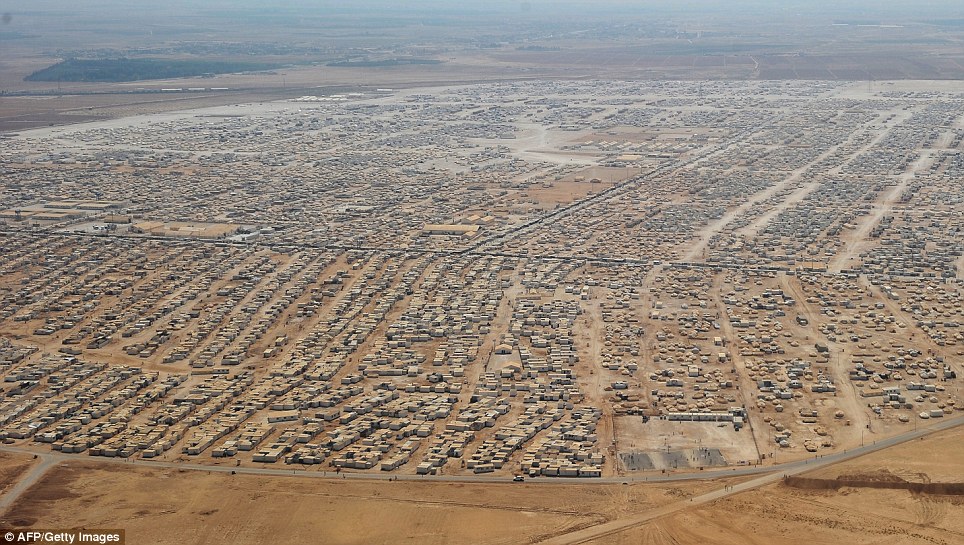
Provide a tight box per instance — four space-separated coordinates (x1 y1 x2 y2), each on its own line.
0 453 36 496
802 425 964 483
594 427 964 545
0 461 728 545
596 486 964 545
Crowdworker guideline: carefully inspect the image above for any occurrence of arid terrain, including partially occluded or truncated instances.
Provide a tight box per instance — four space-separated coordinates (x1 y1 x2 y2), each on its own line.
594 426 964 545
4 1 964 131
1 1 963 544
0 426 959 544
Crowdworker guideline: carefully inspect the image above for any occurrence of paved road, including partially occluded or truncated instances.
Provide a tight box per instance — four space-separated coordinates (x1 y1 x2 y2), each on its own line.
0 415 959 517
536 414 964 545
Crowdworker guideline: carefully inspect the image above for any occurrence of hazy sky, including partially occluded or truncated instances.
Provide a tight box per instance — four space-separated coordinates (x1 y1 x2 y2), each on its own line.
4 0 964 18
3 0 963 47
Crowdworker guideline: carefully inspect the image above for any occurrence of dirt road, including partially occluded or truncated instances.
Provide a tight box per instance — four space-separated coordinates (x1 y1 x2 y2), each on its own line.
535 414 964 544
827 148 938 273
0 454 54 512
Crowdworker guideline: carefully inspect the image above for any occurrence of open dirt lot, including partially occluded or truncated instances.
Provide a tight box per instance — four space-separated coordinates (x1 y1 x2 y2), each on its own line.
617 417 760 470
802 425 964 483
597 486 964 545
592 426 964 545
0 453 36 496
0 463 723 545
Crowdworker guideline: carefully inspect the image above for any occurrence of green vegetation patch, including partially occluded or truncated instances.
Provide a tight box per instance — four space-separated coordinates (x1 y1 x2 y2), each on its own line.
25 58 284 83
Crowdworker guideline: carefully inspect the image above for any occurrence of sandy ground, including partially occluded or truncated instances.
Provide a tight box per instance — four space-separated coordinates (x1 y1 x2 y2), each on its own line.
598 487 963 545
2 428 958 545
0 463 725 545
802 426 964 483
618 418 760 469
590 426 964 545
0 453 37 495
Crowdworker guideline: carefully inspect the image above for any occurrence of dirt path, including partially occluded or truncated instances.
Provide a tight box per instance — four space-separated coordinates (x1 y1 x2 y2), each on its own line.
534 414 964 545
0 454 55 513
578 292 618 475
778 274 867 449
681 122 869 262
0 415 958 500
690 104 916 260
827 149 938 273
861 278 944 357
708 273 762 462
729 181 819 243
